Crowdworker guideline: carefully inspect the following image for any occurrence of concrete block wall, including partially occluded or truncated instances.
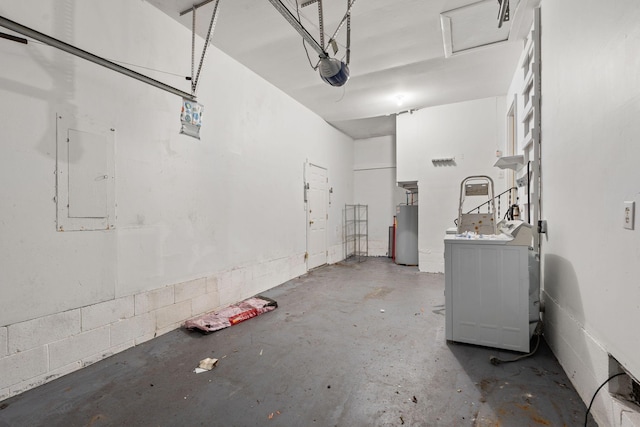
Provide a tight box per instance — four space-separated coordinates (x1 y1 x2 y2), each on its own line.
0 252 308 401
543 290 640 427
0 328 6 358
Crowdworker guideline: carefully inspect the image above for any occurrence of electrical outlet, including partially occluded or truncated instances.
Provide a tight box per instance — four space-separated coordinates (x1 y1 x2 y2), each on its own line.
623 201 635 230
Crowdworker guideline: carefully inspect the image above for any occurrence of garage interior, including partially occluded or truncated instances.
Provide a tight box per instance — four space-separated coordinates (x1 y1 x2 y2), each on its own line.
0 259 595 426
1 1 639 426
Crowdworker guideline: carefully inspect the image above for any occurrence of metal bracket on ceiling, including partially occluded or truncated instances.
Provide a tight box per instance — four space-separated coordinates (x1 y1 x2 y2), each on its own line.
318 0 325 49
346 2 351 64
268 0 356 61
325 0 356 63
342 0 354 64
179 0 218 16
182 0 222 96
268 0 327 57
299 0 355 61
498 0 510 28
330 1 355 43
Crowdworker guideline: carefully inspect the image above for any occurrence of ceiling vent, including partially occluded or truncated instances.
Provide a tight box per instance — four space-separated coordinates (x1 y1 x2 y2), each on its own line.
440 0 518 57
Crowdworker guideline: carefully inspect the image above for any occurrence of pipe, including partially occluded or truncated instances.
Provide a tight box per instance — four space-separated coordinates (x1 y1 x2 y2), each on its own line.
392 216 397 261
267 0 327 57
0 15 196 101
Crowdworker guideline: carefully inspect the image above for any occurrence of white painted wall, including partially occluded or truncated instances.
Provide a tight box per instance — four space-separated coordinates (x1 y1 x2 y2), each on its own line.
539 1 640 425
353 136 406 256
396 98 507 272
0 0 353 398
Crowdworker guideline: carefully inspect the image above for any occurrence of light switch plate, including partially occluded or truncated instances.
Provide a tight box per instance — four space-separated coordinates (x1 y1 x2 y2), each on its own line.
623 201 635 230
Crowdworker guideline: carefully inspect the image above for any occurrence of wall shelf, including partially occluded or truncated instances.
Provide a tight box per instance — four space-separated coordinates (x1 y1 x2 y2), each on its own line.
494 155 525 171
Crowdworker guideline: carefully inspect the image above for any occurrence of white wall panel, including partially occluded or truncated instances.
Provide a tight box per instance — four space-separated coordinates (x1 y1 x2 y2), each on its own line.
396 97 507 272
0 0 354 327
353 136 405 256
539 1 640 424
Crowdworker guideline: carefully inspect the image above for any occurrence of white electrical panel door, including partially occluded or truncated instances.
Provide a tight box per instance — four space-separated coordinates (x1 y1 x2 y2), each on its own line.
445 240 530 352
56 112 115 231
68 130 108 218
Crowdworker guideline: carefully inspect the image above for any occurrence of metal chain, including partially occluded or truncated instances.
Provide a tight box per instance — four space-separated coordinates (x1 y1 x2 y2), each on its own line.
193 0 221 95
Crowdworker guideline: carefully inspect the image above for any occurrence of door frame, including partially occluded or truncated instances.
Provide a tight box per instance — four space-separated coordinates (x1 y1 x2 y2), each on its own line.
304 161 329 271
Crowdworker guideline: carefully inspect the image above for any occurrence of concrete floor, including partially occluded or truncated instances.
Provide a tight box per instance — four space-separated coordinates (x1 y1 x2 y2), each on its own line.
0 258 596 426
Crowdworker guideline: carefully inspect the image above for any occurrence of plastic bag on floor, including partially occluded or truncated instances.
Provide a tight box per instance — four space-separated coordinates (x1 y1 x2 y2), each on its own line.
184 296 277 333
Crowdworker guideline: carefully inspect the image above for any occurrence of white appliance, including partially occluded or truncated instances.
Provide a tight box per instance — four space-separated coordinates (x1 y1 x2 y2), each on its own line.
395 204 418 266
444 221 540 353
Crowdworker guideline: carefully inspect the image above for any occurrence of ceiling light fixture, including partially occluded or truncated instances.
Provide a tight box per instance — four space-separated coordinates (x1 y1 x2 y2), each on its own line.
395 94 405 106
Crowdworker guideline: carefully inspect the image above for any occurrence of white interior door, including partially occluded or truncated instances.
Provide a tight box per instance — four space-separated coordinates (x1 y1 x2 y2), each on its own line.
307 163 328 269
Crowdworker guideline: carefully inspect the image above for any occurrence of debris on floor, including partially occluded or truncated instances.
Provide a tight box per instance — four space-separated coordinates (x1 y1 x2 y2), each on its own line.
193 357 218 373
199 358 218 370
184 296 278 333
267 410 281 420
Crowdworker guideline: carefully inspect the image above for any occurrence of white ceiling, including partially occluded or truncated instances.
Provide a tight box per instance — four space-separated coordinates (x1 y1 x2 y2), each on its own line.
146 0 537 139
